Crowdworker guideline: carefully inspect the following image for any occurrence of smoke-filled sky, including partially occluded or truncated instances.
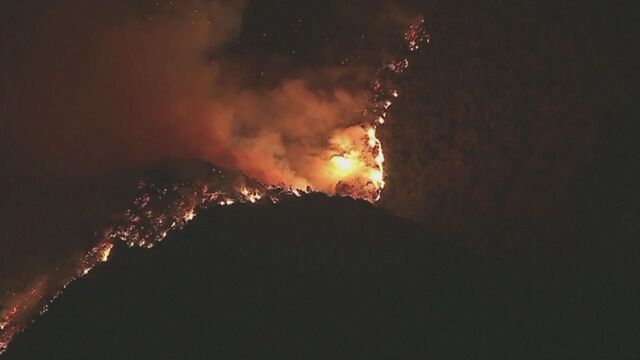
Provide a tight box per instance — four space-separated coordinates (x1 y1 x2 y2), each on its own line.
0 0 422 297
0 0 417 188
1 0 635 308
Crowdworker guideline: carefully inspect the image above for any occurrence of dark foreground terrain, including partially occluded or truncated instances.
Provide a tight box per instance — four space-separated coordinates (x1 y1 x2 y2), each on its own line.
5 195 633 359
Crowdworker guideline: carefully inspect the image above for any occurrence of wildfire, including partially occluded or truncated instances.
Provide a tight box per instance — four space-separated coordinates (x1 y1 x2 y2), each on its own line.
322 123 386 201
0 281 46 354
0 17 428 356
312 17 427 201
332 155 355 173
240 187 263 203
405 18 429 51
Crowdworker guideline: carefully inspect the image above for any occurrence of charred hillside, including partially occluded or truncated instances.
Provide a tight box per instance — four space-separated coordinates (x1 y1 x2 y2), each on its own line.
4 194 631 359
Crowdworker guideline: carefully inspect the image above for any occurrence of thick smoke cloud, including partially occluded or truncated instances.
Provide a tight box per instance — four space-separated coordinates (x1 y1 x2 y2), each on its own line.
0 0 417 299
0 0 374 192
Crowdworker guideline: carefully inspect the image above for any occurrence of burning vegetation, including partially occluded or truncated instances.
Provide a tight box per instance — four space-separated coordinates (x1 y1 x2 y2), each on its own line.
0 18 427 355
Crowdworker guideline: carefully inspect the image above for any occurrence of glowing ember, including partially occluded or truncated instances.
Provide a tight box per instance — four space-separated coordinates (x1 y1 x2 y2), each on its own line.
405 18 428 51
0 281 46 353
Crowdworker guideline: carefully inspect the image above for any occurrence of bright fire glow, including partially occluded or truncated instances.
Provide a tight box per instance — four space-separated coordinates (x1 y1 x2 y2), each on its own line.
0 17 428 355
332 156 355 174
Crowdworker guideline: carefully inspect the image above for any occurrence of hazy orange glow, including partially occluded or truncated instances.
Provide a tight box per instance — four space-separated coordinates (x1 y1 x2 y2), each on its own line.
0 16 428 355
308 123 386 201
332 155 355 174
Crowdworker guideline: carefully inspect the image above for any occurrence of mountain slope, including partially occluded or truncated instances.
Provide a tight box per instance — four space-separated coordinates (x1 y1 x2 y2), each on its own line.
3 195 627 359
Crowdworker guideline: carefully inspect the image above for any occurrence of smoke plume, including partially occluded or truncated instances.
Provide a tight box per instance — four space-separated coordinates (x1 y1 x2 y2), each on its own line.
0 0 386 193
1 0 421 316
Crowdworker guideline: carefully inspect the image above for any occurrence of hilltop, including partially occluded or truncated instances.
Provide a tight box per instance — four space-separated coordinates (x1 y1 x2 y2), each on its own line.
4 194 629 358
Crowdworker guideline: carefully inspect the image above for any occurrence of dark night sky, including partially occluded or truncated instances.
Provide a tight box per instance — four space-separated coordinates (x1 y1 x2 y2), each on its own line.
0 0 637 356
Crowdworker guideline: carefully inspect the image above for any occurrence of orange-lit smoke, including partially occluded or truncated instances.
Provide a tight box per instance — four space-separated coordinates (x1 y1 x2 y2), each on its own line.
1 0 392 200
202 77 382 197
0 1 427 353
